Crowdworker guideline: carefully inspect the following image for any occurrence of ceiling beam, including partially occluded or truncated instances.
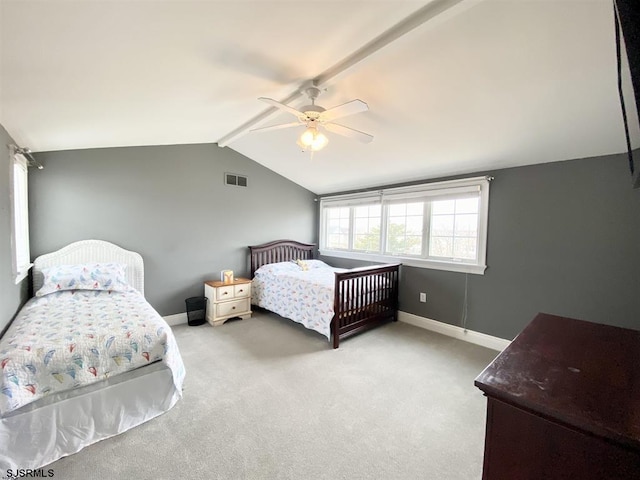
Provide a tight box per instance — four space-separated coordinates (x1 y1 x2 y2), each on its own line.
216 0 466 148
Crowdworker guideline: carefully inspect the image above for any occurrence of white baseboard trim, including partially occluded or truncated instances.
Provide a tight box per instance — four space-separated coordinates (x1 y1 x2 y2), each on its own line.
163 312 188 327
398 311 511 352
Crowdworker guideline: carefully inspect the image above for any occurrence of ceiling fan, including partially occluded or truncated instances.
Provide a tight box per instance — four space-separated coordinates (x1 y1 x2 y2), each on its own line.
251 86 373 152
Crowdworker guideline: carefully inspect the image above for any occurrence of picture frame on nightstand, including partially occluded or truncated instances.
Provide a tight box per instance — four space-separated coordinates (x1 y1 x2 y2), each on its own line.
221 269 234 283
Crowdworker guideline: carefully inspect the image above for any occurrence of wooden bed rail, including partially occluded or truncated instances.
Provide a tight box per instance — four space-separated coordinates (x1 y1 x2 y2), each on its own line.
332 263 400 349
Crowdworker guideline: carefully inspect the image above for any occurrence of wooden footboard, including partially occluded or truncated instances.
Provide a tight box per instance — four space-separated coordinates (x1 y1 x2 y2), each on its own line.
332 263 400 349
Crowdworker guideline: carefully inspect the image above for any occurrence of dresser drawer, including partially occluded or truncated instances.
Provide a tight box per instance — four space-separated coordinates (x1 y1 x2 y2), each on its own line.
215 298 250 318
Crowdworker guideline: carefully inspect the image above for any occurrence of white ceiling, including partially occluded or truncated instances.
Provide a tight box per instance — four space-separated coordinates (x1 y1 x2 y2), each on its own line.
1 0 638 194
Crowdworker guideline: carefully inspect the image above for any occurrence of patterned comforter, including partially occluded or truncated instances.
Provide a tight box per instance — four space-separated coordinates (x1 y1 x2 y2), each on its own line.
0 289 185 416
252 264 347 340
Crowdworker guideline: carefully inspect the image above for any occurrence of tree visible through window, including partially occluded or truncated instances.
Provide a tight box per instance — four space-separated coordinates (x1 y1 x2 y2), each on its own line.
353 204 381 252
319 176 491 274
429 197 479 260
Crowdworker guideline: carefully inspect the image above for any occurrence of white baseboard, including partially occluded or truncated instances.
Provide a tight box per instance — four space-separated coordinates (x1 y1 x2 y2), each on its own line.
163 312 188 327
398 311 511 352
165 310 510 350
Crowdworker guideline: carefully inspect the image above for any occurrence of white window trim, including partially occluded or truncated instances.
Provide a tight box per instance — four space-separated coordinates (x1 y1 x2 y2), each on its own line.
319 176 491 275
10 152 32 283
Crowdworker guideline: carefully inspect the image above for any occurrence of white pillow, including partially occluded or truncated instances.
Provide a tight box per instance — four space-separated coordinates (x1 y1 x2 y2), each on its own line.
36 263 130 297
255 261 302 275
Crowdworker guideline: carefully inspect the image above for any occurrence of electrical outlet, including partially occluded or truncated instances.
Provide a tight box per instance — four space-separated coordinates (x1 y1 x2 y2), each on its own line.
419 292 427 303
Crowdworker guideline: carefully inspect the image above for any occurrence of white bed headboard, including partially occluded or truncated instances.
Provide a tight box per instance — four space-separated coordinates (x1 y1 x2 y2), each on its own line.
32 239 145 296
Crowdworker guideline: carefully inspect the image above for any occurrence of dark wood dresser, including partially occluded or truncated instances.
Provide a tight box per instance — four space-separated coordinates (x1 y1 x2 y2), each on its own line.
474 313 640 480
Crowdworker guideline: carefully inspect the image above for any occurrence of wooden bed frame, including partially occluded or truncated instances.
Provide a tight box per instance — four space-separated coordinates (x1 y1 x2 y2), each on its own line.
249 239 400 348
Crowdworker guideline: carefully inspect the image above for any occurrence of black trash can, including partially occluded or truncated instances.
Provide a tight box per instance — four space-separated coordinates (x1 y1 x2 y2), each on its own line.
185 296 207 326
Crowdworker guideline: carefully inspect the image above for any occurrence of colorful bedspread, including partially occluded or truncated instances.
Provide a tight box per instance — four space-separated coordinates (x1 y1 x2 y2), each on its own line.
252 263 347 340
0 289 185 416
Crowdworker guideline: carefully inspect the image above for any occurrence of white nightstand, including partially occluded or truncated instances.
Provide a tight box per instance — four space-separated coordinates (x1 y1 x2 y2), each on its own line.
204 278 252 326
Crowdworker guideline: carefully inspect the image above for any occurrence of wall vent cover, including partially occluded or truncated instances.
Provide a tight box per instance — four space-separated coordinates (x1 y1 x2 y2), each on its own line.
225 173 248 187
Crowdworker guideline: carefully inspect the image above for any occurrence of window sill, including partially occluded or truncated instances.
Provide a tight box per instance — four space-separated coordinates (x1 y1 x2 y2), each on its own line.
319 250 487 275
14 264 33 284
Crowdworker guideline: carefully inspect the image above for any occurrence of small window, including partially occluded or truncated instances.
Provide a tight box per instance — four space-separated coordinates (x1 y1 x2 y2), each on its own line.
10 153 31 283
319 176 491 274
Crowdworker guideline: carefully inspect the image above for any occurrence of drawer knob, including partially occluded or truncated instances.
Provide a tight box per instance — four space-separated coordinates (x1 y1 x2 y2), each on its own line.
232 306 236 309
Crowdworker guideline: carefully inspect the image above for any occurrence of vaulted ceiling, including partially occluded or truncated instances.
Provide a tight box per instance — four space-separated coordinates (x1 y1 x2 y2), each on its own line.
1 0 638 194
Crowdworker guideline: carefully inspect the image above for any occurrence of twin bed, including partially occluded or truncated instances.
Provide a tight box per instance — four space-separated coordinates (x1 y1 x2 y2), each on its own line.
249 240 400 349
0 238 398 469
0 240 185 470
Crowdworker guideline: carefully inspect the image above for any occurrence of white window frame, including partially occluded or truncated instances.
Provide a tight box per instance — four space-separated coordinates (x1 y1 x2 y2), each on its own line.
319 176 491 275
10 152 32 283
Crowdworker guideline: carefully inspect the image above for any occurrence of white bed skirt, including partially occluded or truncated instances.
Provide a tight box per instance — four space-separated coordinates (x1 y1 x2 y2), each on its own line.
0 362 181 470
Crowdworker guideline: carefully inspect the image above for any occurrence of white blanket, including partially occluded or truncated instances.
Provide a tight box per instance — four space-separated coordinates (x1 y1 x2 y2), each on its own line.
252 262 348 339
0 289 185 416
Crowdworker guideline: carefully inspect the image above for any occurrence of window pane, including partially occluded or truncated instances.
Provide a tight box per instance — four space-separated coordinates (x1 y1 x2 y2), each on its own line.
431 215 454 236
405 236 422 255
388 236 406 253
354 234 380 252
326 205 350 250
328 234 348 249
388 220 407 236
406 216 423 235
430 237 453 258
406 202 423 215
11 157 30 278
453 237 477 260
353 203 381 252
386 201 424 255
354 218 368 234
328 207 347 219
388 204 406 216
357 204 380 217
455 197 479 214
454 214 478 236
429 197 480 260
432 199 455 214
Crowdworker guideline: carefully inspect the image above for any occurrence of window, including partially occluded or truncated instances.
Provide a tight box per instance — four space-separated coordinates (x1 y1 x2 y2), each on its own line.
319 176 491 274
10 152 31 283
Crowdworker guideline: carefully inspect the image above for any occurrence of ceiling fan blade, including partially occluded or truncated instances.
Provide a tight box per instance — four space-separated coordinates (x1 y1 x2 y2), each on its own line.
321 99 369 122
324 123 373 144
251 122 301 133
258 97 304 118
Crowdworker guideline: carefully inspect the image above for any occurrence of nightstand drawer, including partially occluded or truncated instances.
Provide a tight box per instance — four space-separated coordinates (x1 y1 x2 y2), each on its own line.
215 285 235 301
234 283 250 298
216 298 250 318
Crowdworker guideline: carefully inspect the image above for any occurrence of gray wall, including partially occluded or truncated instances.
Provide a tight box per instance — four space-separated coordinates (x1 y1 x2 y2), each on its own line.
323 152 640 340
29 143 317 316
0 124 30 332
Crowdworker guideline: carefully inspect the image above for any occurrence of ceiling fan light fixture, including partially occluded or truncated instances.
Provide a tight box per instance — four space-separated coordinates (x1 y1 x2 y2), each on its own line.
297 126 328 152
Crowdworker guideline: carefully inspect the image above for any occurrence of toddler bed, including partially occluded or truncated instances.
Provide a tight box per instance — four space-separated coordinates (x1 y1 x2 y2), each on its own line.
0 239 185 470
249 240 400 348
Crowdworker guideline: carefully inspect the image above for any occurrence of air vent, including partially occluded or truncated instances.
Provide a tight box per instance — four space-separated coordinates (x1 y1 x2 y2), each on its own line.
225 173 248 187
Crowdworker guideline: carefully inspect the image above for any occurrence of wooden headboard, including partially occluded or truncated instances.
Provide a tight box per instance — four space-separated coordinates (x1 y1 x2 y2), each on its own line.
248 240 316 277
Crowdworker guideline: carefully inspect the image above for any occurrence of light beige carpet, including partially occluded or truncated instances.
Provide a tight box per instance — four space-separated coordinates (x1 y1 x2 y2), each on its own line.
47 312 498 479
